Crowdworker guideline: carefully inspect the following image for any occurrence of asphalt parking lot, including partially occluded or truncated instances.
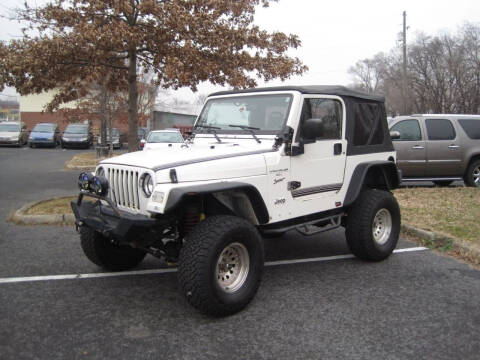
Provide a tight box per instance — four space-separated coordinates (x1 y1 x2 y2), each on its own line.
0 146 479 360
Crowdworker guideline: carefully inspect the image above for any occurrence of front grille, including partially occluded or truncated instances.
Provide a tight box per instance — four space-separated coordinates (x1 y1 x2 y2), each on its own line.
105 166 141 210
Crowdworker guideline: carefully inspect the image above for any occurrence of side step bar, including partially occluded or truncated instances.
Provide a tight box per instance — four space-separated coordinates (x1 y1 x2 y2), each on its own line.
295 214 342 236
261 213 343 237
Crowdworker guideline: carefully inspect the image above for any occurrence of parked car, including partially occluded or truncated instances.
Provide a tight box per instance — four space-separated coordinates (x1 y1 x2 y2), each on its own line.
28 123 60 148
389 114 480 187
61 124 93 149
0 121 28 146
142 129 185 150
137 127 149 141
97 128 122 149
72 85 401 316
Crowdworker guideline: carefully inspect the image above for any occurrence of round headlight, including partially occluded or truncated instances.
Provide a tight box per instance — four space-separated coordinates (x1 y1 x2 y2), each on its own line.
96 166 105 177
78 172 94 191
91 175 109 196
142 173 154 197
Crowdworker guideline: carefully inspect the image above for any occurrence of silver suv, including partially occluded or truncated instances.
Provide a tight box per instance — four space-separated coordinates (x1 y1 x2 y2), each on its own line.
389 114 480 187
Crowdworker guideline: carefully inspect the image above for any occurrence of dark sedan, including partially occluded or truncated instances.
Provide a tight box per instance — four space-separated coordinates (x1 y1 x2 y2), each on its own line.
61 124 93 149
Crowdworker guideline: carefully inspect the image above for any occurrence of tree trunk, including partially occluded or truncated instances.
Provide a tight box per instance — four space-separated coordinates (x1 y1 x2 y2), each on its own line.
98 83 109 158
128 49 138 152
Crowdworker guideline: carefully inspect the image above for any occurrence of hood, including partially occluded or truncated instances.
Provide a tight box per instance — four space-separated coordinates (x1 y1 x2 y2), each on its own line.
100 141 274 182
30 131 54 139
0 131 19 138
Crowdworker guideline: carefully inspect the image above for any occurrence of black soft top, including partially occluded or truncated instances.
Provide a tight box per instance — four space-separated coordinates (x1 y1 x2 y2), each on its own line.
210 85 384 102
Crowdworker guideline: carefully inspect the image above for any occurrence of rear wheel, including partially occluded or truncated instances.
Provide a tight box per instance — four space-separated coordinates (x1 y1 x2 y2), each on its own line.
433 180 453 187
80 227 146 271
464 159 480 187
346 189 400 261
178 215 264 316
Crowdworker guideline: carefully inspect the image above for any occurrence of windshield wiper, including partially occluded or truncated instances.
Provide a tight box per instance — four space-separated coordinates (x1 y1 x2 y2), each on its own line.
229 125 261 144
195 124 222 143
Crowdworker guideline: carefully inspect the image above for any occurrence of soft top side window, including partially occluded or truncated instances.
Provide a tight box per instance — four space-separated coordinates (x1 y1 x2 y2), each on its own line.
390 119 422 141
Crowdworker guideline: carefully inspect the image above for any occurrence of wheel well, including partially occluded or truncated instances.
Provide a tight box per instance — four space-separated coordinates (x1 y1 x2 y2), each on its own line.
344 162 400 207
466 154 480 170
166 183 269 226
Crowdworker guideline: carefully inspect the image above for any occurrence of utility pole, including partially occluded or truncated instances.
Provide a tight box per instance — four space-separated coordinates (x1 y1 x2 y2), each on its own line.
402 11 408 114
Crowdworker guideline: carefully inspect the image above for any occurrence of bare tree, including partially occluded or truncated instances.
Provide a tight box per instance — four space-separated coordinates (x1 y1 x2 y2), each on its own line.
349 23 480 115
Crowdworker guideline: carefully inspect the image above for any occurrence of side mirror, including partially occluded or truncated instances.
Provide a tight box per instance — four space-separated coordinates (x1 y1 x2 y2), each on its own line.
390 131 401 140
302 118 325 140
140 139 146 148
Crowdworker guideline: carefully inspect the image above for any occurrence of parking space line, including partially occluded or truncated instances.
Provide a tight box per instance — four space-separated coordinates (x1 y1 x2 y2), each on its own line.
0 247 427 285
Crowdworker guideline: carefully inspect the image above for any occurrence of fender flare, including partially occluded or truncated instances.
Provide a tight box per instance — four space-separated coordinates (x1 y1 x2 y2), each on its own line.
343 161 401 207
163 181 270 224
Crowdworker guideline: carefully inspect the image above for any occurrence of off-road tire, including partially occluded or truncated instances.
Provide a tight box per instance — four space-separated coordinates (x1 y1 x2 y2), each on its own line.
433 180 453 187
464 159 480 187
346 189 400 261
178 215 264 317
80 227 146 271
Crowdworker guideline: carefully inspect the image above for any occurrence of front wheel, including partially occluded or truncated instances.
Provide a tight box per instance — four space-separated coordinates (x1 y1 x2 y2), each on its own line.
80 227 146 271
345 189 401 261
178 215 264 316
464 159 480 187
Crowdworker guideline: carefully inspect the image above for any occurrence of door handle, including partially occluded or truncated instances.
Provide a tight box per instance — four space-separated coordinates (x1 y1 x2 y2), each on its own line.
333 143 342 155
448 145 460 149
411 145 424 149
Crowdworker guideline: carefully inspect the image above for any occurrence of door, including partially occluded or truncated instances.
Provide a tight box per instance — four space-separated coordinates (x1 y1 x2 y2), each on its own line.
290 96 346 201
390 119 426 177
424 118 463 176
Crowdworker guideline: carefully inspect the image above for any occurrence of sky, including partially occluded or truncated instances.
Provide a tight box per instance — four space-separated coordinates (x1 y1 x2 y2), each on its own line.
1 0 479 102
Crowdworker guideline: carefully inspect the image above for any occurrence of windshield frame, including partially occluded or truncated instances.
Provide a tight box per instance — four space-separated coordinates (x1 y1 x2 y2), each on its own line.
195 93 293 135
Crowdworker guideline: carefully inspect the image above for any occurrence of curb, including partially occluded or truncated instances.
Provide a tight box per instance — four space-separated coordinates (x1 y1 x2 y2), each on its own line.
9 198 76 226
401 224 480 265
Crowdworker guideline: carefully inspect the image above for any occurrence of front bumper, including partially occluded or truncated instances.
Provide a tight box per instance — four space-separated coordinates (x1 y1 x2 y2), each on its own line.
0 138 20 145
29 139 55 146
71 193 166 240
63 140 89 148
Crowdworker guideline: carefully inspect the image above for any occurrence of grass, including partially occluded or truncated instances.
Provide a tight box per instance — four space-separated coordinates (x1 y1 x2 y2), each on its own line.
64 151 126 169
65 152 105 169
25 196 77 215
394 187 480 246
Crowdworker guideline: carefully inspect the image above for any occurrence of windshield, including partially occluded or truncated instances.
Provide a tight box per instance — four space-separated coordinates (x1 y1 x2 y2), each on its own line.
105 128 119 136
33 124 55 133
0 124 20 132
196 94 292 134
147 132 184 143
65 125 88 134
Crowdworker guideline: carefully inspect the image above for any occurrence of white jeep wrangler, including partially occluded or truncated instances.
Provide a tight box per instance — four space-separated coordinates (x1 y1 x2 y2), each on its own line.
72 86 401 316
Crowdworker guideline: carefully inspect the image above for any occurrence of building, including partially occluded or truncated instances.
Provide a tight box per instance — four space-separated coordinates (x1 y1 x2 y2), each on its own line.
151 103 201 131
19 90 75 131
0 99 20 121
